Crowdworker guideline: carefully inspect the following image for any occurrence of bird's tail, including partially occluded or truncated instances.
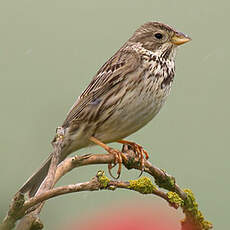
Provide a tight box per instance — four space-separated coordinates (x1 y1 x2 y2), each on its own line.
19 153 54 197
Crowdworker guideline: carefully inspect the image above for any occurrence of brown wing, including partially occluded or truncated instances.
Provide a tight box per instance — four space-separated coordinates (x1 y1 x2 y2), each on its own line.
62 44 140 128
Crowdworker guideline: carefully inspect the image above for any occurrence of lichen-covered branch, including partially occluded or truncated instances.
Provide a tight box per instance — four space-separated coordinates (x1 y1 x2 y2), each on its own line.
0 144 212 230
21 171 171 210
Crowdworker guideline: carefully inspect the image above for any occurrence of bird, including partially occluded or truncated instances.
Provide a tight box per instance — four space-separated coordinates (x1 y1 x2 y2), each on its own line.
19 22 191 197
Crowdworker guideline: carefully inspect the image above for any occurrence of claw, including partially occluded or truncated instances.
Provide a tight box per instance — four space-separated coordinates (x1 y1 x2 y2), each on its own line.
117 140 149 175
107 148 123 179
108 163 120 179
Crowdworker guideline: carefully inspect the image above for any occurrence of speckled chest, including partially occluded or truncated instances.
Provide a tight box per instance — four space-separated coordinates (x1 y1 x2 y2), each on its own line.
137 44 175 91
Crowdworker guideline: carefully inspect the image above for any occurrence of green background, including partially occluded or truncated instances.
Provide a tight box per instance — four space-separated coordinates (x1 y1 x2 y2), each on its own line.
0 0 229 229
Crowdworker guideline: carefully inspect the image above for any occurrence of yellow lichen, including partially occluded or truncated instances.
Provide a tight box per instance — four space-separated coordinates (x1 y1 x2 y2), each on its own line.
167 191 184 207
97 170 110 188
129 177 157 194
182 189 213 230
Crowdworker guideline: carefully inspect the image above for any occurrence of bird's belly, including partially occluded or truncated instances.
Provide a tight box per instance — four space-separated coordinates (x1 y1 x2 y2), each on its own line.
94 83 169 143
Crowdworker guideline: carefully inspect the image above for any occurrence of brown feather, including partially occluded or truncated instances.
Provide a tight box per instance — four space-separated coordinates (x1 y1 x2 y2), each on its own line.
62 44 141 128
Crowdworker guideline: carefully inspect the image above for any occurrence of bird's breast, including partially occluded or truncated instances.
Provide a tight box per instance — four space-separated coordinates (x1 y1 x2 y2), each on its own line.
93 56 175 143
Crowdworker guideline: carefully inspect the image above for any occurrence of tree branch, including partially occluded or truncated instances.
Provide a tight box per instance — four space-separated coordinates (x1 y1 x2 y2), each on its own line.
0 144 212 230
7 128 65 230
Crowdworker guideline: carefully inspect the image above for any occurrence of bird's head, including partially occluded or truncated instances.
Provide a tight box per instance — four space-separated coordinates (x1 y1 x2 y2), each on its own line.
129 22 191 59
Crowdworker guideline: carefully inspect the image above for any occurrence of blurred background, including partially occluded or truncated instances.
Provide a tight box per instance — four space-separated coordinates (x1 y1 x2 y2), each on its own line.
0 0 229 229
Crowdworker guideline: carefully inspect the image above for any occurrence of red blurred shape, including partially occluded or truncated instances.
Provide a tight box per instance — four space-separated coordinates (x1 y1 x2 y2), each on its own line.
64 200 182 230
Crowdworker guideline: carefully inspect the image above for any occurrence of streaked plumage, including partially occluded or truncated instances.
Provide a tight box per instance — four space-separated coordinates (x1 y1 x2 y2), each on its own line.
19 22 191 197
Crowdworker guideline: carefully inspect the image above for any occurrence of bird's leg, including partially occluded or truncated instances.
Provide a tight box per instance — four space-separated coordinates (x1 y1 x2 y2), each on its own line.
89 136 125 179
117 140 149 173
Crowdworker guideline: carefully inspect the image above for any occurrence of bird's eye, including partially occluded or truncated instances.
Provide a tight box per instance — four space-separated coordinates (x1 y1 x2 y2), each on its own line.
154 33 163 39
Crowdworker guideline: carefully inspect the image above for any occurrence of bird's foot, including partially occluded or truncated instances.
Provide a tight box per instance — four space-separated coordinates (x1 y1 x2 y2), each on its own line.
117 140 149 175
89 136 126 179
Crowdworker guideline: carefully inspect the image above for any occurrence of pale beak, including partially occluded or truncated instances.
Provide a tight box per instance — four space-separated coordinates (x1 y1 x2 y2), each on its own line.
171 32 191 46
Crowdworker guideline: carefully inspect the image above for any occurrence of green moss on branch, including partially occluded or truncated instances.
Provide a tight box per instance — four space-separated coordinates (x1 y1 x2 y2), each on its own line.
155 170 176 191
